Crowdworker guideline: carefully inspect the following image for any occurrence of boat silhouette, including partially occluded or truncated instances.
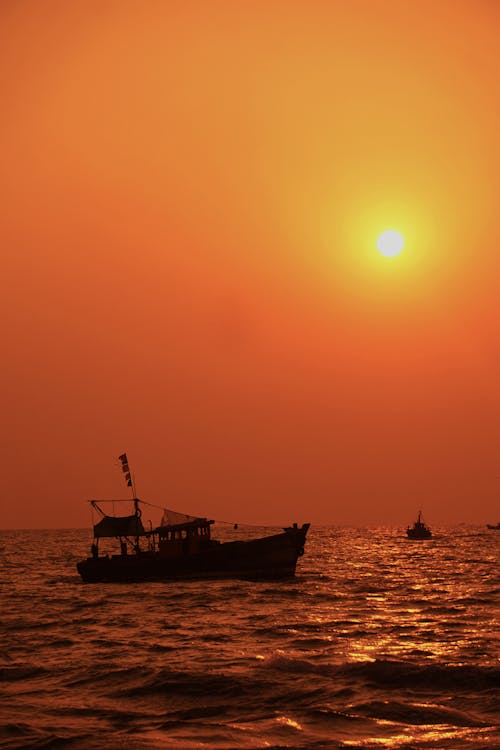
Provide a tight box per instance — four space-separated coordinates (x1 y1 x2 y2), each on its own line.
76 456 309 583
406 511 432 539
77 499 309 583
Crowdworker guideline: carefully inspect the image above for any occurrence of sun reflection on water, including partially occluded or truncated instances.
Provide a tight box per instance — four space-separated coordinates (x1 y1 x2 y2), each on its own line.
343 724 494 747
276 716 303 731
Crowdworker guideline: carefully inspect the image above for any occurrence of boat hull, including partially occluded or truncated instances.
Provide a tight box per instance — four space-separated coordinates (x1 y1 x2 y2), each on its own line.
406 529 432 539
77 525 309 583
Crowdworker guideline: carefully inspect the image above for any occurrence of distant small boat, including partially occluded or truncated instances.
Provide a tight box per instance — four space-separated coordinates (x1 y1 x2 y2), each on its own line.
406 511 432 539
486 522 500 530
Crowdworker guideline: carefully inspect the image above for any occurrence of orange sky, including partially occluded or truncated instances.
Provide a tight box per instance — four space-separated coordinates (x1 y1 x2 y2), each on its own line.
1 0 499 528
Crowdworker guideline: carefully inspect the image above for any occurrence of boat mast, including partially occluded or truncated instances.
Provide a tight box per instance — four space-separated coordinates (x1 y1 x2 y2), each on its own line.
118 453 140 552
133 496 140 553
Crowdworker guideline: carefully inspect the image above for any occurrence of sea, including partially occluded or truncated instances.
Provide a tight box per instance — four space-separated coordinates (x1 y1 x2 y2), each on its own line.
1 525 498 750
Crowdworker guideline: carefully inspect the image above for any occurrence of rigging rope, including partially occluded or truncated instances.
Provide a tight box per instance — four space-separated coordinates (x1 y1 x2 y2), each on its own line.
137 498 280 529
89 497 282 530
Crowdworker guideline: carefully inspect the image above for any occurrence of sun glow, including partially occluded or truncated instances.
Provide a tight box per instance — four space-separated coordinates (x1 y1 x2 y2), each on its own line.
377 230 404 257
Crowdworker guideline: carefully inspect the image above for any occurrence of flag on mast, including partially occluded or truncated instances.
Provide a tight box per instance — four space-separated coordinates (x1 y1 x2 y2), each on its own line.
118 453 133 488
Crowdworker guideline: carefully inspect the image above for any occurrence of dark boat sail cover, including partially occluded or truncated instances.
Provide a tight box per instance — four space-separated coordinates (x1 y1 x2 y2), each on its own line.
93 514 146 538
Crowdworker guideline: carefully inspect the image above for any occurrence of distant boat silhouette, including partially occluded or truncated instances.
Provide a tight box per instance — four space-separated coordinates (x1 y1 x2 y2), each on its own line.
486 522 500 530
406 511 432 539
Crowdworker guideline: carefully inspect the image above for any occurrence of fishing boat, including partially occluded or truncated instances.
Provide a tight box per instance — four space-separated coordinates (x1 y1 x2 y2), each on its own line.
486 522 500 530
77 455 310 583
406 511 432 539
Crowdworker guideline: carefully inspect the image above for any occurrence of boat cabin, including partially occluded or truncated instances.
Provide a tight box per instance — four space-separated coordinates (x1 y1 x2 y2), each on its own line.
156 518 215 558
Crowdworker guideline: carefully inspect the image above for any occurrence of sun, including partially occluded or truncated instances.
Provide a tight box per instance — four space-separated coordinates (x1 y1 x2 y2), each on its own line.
377 230 404 257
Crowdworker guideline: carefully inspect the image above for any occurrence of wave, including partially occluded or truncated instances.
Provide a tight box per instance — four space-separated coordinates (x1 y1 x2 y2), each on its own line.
2 619 62 632
344 659 500 691
261 654 500 692
110 666 252 699
66 596 110 611
43 575 82 585
0 723 92 750
0 724 150 750
255 619 361 637
63 664 146 689
0 666 49 682
348 699 491 726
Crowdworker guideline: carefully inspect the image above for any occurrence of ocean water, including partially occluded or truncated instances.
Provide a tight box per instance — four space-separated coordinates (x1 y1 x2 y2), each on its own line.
1 525 498 749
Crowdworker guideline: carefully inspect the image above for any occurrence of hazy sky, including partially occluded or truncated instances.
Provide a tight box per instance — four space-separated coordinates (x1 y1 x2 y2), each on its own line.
1 0 499 529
